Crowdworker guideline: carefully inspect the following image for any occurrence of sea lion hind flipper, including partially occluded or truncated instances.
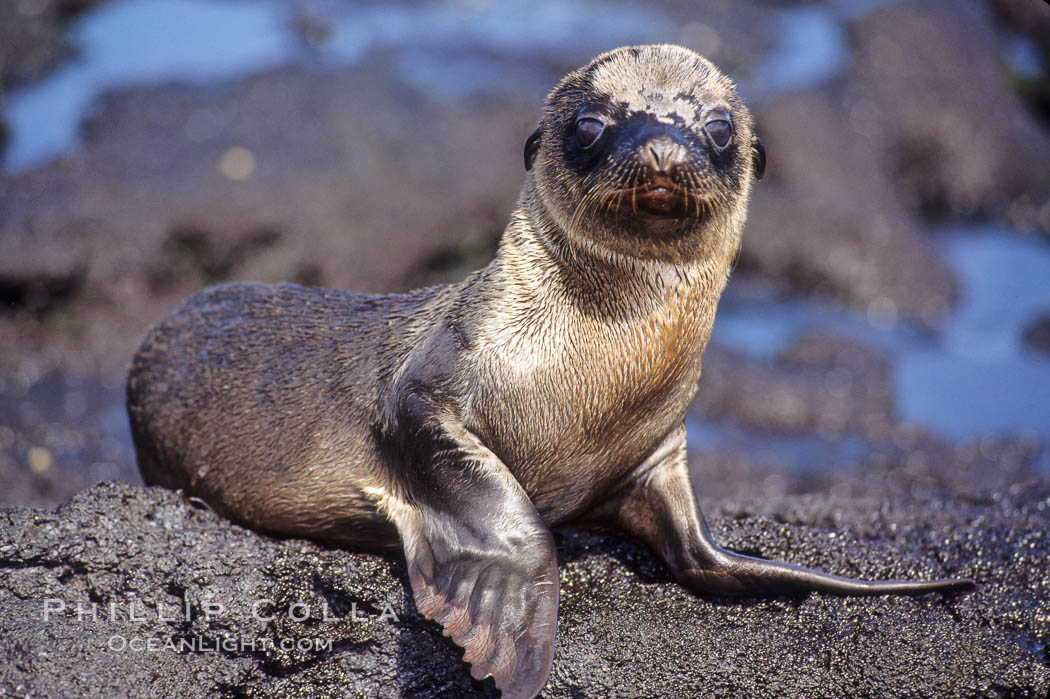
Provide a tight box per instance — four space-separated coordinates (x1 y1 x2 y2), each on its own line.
599 427 975 598
380 399 558 699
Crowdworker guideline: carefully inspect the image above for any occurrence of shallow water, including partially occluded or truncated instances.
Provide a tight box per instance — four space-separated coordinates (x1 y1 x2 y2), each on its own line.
4 0 295 171
896 228 1050 447
2 0 670 171
709 224 1050 470
686 416 870 476
3 0 1048 475
748 6 847 96
3 0 885 172
4 0 1038 167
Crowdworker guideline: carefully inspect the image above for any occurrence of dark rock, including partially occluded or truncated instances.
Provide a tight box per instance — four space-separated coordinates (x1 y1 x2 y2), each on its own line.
745 90 957 322
848 1 1050 222
691 332 1047 503
1024 315 1050 356
0 3 66 90
0 0 105 89
0 60 537 377
689 431 1046 504
0 372 139 509
1 482 1048 697
987 0 1050 66
694 338 895 439
742 0 1050 320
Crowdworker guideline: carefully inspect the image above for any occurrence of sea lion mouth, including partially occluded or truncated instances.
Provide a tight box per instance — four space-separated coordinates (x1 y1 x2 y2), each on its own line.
619 176 694 219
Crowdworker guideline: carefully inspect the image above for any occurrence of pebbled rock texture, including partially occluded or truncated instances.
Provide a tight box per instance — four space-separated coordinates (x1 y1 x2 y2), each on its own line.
1 481 1047 697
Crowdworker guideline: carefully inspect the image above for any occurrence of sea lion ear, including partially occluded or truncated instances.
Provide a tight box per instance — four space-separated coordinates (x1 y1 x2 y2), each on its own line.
524 127 542 171
751 135 766 180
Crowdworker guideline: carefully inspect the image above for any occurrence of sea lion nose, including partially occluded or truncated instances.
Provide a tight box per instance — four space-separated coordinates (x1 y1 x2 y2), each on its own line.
639 127 687 174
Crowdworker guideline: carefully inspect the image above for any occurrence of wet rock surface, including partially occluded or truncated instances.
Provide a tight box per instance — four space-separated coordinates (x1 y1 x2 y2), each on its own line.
0 60 535 377
2 0 1050 694
1025 315 1050 357
0 372 139 509
3 0 1046 377
0 1 102 89
1 481 1047 697
2 0 1049 509
848 2 1050 220
742 0 1050 320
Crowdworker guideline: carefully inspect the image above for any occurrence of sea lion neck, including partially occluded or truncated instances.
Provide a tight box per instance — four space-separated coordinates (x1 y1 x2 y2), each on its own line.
484 178 730 325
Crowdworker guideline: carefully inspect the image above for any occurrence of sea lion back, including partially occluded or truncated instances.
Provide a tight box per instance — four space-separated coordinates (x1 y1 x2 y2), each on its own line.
127 281 416 547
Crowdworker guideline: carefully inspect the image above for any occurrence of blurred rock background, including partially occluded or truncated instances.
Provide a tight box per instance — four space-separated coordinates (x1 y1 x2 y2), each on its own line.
1 0 1049 509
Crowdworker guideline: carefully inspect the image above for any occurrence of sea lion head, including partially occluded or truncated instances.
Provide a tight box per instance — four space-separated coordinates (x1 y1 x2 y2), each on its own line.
524 44 765 262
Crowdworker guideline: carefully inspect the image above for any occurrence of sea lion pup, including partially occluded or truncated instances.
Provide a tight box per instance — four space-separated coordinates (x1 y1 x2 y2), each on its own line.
127 45 973 698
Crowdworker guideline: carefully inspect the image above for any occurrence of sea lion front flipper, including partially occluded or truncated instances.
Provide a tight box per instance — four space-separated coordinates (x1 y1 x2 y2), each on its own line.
594 426 974 597
380 399 558 699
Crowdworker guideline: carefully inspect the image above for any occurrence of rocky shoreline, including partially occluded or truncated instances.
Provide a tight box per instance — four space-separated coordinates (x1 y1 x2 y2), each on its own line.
2 0 1049 695
2 481 1048 697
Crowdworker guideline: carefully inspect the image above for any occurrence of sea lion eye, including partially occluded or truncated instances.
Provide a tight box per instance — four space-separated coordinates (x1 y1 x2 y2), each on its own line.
704 119 732 150
575 117 605 148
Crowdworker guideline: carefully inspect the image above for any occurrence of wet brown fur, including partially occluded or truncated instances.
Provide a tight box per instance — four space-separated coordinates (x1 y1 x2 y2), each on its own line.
129 44 751 542
127 45 970 699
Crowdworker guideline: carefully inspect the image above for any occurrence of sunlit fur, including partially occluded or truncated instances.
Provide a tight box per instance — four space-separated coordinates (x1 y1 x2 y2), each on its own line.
128 45 762 697
531 43 758 265
460 45 761 518
129 46 969 699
